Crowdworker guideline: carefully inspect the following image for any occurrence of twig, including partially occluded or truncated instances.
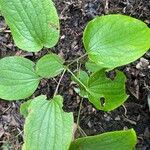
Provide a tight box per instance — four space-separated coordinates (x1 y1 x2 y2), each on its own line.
2 104 11 114
67 53 87 67
76 98 87 137
78 125 87 137
53 69 66 96
122 104 128 118
77 98 83 128
105 0 109 14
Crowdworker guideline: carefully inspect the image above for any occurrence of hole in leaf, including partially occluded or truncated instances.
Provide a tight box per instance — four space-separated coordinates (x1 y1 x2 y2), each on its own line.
100 97 105 107
105 70 116 80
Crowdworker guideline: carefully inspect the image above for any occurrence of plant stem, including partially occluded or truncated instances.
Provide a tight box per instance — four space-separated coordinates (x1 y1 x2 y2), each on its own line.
53 69 66 97
76 98 87 137
78 125 87 137
67 53 87 67
67 68 89 92
77 98 83 128
67 69 88 137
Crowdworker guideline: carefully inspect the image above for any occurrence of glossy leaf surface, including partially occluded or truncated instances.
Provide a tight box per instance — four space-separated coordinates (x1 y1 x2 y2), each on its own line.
69 129 137 150
23 95 74 150
0 0 59 52
88 70 128 111
83 14 150 69
36 53 64 78
85 60 103 73
0 57 39 100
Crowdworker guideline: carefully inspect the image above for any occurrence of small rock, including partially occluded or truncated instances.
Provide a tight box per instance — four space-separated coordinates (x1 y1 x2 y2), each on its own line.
71 41 77 49
60 35 65 40
87 121 92 128
136 58 149 69
104 113 111 122
114 116 121 121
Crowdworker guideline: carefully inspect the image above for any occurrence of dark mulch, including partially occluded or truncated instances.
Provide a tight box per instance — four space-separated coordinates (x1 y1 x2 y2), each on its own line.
0 0 150 149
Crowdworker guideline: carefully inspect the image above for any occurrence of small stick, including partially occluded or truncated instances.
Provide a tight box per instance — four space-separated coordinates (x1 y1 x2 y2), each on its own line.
77 98 84 128
53 69 66 97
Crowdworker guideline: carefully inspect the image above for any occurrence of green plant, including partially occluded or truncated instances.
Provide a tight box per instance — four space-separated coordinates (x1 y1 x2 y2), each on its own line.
0 0 59 51
20 95 73 150
1 0 150 149
69 129 137 150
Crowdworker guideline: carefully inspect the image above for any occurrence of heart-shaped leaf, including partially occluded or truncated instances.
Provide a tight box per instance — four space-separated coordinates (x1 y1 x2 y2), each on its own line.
22 95 74 150
36 53 65 78
88 70 128 111
69 129 137 150
0 56 40 100
0 0 59 52
71 69 128 111
83 14 150 69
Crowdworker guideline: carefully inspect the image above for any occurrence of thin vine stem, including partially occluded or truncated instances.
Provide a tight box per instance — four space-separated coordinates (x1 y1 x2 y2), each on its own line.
77 98 83 128
53 69 66 97
78 125 87 137
67 53 87 67
76 98 87 137
67 69 88 137
53 56 89 135
67 68 89 93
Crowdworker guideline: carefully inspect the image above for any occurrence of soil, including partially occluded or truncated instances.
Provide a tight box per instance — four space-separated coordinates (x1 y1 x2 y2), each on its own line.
0 0 150 150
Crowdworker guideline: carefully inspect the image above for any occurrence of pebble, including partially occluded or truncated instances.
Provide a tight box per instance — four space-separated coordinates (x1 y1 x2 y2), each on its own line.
114 116 121 121
136 58 149 69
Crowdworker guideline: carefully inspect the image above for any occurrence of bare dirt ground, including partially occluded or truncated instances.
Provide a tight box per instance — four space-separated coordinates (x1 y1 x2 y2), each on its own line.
0 0 150 149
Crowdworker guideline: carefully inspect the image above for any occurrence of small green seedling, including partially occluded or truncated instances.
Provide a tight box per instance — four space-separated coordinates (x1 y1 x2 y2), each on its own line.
1 0 150 149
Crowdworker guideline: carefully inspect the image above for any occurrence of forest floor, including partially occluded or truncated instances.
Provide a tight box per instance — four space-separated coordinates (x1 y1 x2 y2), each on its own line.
0 0 150 149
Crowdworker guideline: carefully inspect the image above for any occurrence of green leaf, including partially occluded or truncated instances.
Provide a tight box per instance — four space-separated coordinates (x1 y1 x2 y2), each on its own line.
22 95 74 150
20 100 32 118
69 129 137 150
72 70 89 98
88 70 128 111
85 60 103 73
0 0 59 52
0 56 40 101
36 53 65 78
71 69 128 111
83 14 150 69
